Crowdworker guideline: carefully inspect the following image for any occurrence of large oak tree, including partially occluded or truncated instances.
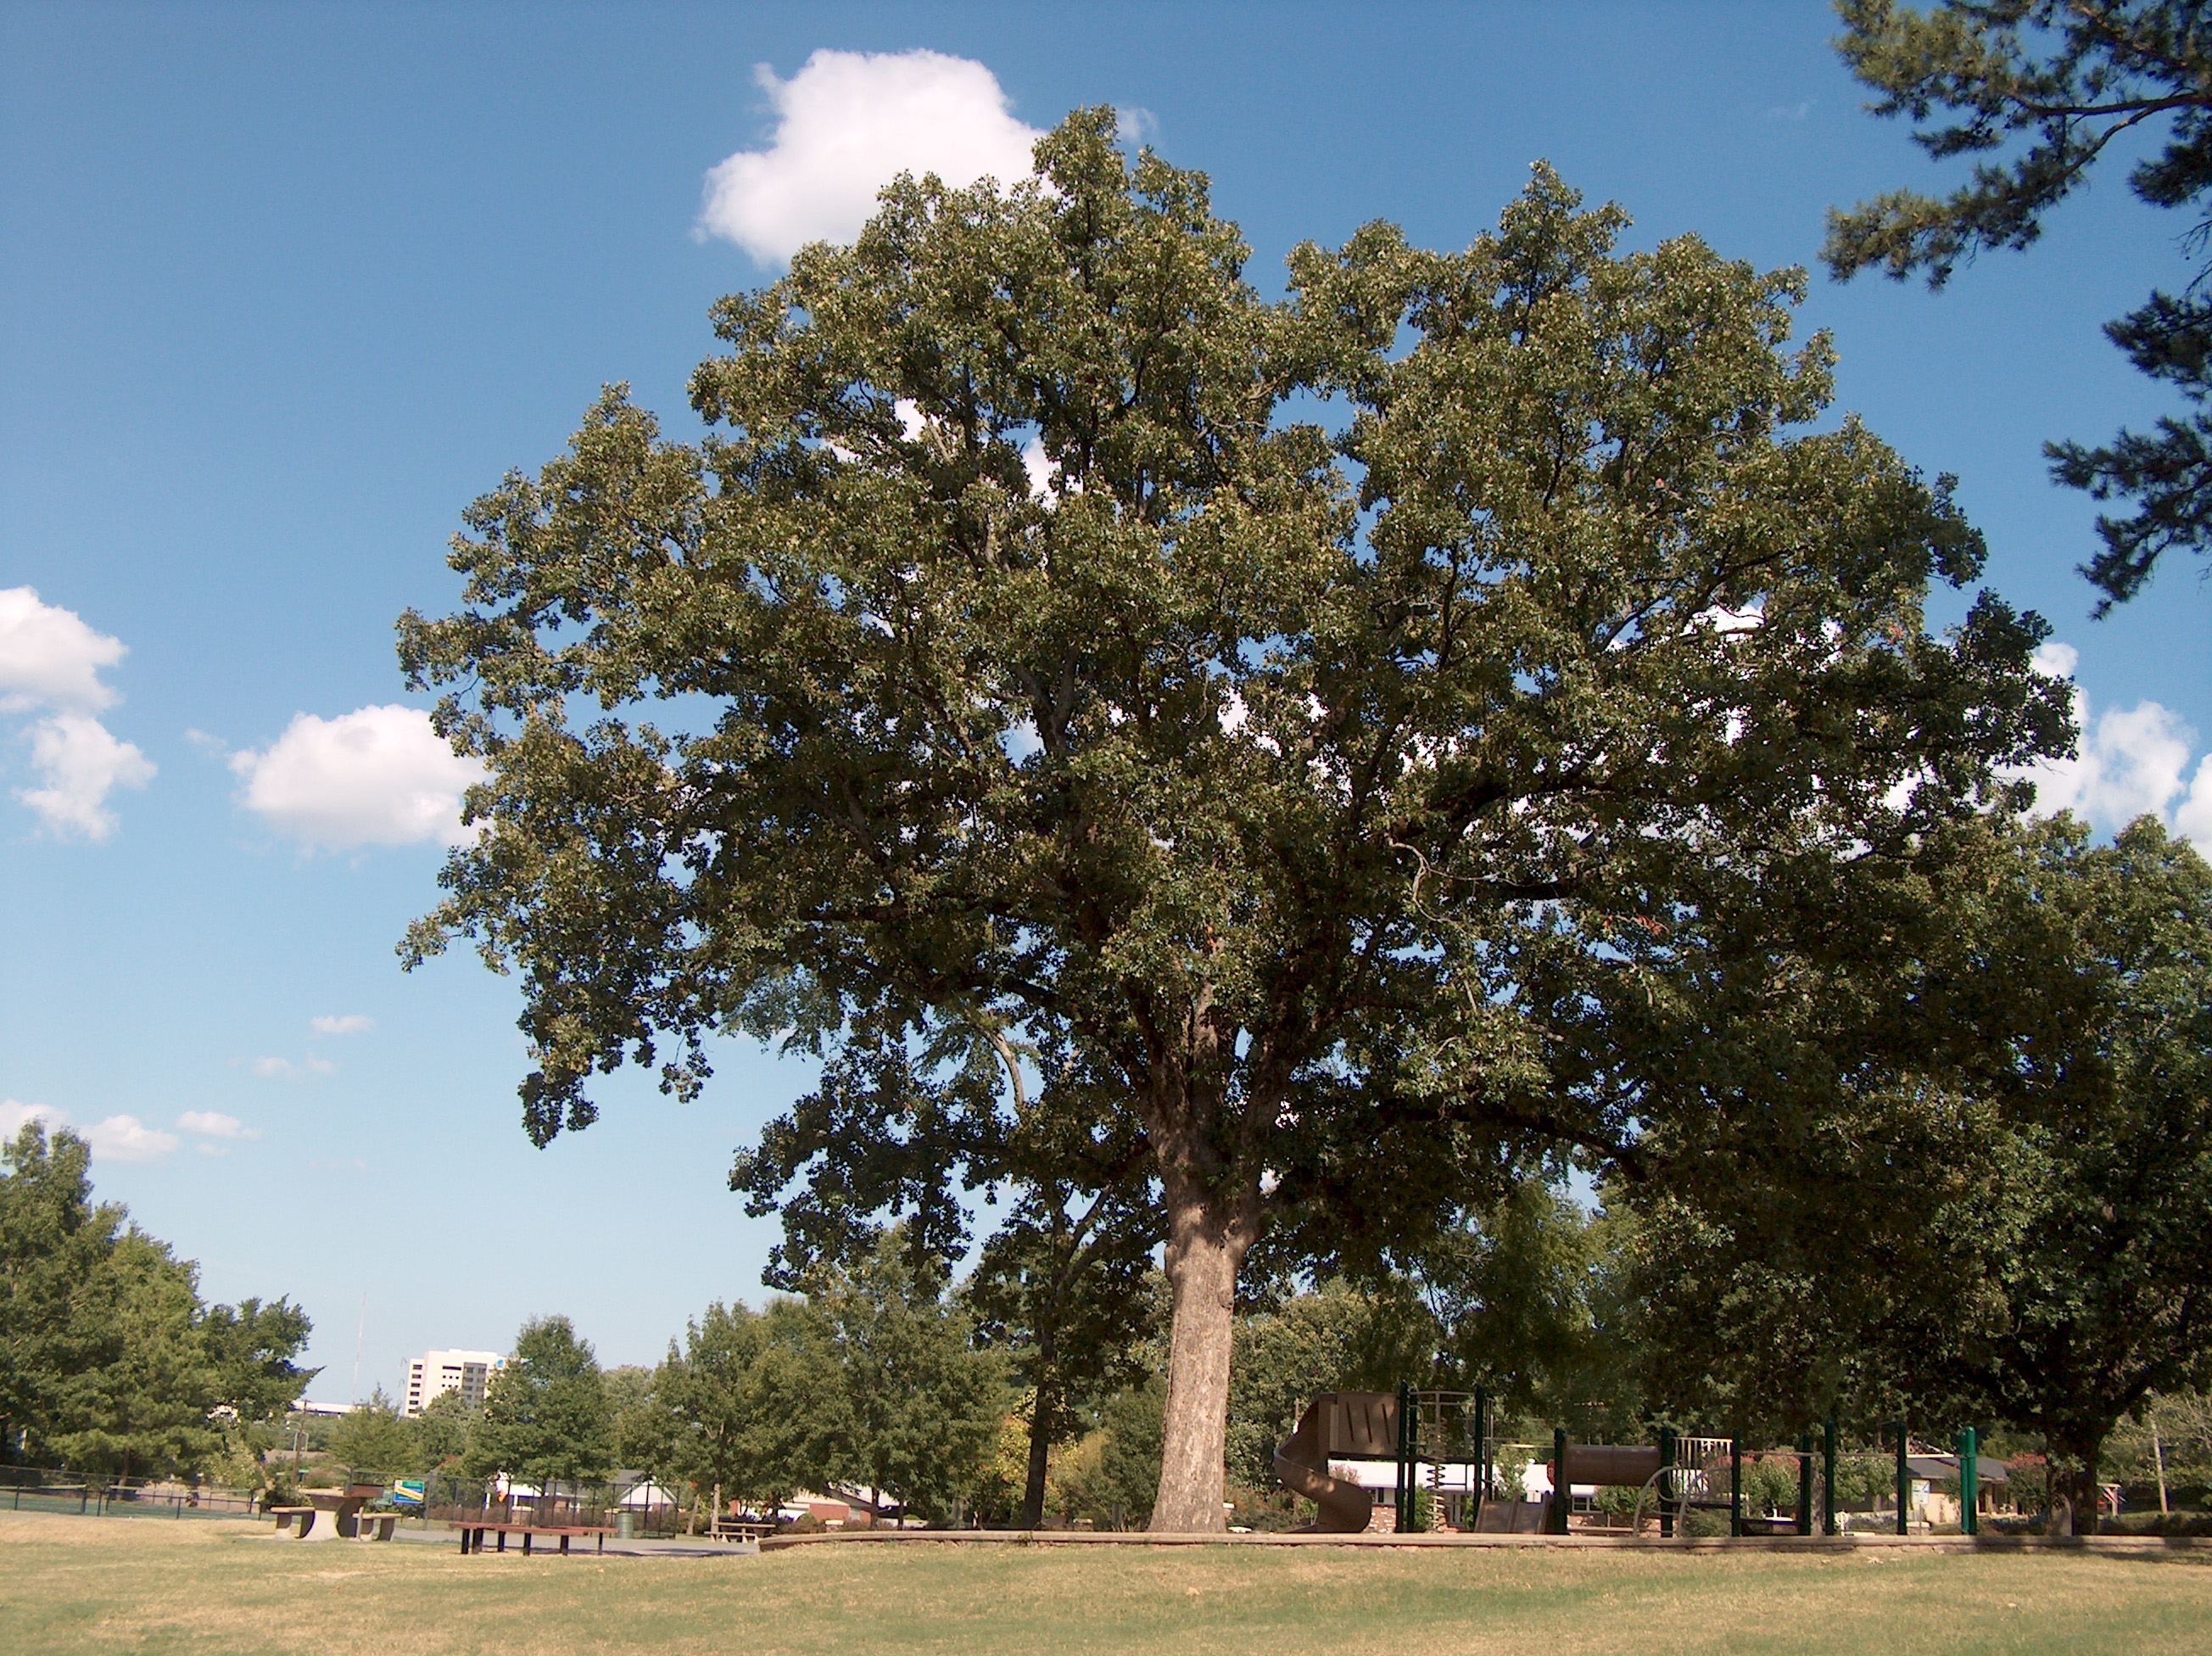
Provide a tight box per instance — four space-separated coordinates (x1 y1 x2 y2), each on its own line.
400 112 2064 1529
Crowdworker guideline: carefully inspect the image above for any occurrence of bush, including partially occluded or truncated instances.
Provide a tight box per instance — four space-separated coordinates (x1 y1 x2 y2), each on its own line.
1224 1482 1300 1533
2100 1510 2212 1536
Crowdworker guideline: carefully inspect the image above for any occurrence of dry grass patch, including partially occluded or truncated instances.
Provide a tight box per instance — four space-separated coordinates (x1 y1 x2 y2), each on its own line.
3 1513 2209 1654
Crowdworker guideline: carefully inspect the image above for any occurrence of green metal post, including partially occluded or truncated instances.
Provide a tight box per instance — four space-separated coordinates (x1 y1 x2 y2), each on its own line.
1552 1427 1570 1536
1895 1423 1910 1536
1471 1385 1489 1532
1796 1433 1814 1535
1394 1383 1410 1534
1658 1427 1678 1539
1822 1418 1838 1536
1958 1426 1979 1538
1729 1438 1742 1538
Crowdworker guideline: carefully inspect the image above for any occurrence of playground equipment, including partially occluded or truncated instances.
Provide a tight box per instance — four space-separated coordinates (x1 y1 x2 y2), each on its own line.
1280 1389 2000 1538
1273 1391 1396 1533
1276 1387 1544 1533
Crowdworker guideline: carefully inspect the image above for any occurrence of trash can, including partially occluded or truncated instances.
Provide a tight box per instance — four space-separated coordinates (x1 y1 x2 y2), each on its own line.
617 1510 634 1541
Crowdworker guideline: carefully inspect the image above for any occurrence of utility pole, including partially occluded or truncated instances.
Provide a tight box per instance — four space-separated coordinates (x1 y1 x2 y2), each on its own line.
2152 1412 2171 1515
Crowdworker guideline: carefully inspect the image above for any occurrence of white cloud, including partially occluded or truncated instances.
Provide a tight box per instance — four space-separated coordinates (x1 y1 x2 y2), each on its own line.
81 1115 180 1162
1 1099 177 1161
231 705 483 849
2020 641 2212 847
1 1099 61 1140
310 1014 375 1038
252 1055 335 1082
0 586 126 712
18 712 156 841
1022 435 1054 498
2176 758 2212 846
2032 641 2079 680
178 1110 257 1140
700 49 1042 262
0 589 154 840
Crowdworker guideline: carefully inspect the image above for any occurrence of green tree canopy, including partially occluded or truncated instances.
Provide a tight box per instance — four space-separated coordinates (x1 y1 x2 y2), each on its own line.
465 1316 612 1485
400 111 2064 1528
200 1297 317 1424
1 1123 119 1463
623 1300 827 1518
1627 814 2212 1532
1414 1189 1645 1437
410 1389 476 1472
329 1388 415 1484
1828 0 2212 607
3 1123 311 1480
807 1236 1008 1523
41 1228 220 1480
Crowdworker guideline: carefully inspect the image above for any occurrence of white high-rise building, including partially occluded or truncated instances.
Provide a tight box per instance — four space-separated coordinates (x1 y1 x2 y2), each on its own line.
403 1349 507 1417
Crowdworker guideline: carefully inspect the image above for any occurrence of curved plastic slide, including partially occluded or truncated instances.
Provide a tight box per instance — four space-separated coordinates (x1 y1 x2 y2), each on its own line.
1275 1395 1379 1534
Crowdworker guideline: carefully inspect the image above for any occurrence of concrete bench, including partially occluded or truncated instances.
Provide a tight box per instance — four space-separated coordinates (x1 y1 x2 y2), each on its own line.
266 1505 317 1538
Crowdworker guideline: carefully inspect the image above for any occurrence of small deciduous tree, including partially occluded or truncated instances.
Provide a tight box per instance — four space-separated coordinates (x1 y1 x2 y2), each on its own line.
808 1236 1008 1523
330 1389 415 1483
465 1317 612 1486
623 1300 827 1520
411 1390 475 1472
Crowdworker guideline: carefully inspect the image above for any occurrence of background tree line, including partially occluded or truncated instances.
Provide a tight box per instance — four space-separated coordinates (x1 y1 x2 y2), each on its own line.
0 1122 316 1485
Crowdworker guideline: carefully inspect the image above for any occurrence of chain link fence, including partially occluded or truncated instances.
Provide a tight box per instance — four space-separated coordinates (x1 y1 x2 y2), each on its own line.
0 1466 262 1519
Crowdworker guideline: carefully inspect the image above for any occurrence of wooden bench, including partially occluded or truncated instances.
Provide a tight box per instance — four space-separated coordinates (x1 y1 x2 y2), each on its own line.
452 1521 617 1556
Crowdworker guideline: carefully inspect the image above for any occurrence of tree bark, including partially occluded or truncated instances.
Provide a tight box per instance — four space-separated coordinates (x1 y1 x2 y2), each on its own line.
1148 1182 1254 1533
1021 1369 1056 1530
2045 1425 2106 1539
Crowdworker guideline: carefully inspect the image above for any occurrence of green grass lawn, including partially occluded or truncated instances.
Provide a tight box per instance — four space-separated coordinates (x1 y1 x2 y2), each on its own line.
4 1513 2209 1655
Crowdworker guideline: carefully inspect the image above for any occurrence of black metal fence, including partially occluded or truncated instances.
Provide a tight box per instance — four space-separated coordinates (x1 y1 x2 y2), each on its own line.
418 1474 693 1538
0 1463 742 1541
0 1466 261 1519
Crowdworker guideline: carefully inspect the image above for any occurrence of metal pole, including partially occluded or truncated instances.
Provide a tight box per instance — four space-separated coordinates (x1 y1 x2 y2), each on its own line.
1552 1427 1570 1536
1895 1422 1909 1536
1729 1438 1742 1538
1796 1433 1813 1536
1471 1385 1489 1533
1822 1418 1838 1537
1394 1383 1410 1535
1958 1427 1979 1538
1658 1426 1677 1539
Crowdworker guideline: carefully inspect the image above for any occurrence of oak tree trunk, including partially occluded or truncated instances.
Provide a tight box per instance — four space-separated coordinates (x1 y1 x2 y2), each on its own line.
1021 1369 1056 1530
1148 1183 1254 1532
2045 1425 2107 1539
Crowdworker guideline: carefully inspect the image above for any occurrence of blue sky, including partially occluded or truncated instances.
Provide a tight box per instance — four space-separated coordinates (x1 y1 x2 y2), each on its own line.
3 2 2206 1402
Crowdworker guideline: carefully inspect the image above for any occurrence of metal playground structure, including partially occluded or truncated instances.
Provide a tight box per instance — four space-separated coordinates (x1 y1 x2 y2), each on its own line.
1276 1388 1995 1538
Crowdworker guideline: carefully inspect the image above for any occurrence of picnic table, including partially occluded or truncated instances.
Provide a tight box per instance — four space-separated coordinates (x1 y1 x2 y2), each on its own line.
266 1484 397 1540
451 1520 617 1556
